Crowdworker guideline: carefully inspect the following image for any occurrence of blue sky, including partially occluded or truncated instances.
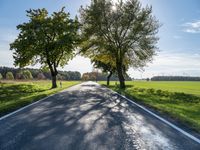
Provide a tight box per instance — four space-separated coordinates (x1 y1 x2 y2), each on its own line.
0 0 200 78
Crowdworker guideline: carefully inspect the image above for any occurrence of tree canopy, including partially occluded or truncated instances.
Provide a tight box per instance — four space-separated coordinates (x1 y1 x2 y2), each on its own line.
0 66 81 81
80 0 160 88
91 54 116 85
10 7 79 88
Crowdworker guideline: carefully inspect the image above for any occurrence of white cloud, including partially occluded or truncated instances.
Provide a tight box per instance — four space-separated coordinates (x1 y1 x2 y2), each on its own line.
60 56 93 75
182 20 200 33
128 51 200 79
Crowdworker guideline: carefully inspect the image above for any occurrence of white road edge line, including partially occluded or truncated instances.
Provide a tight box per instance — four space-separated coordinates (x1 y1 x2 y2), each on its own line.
0 95 53 121
102 85 200 144
0 84 78 121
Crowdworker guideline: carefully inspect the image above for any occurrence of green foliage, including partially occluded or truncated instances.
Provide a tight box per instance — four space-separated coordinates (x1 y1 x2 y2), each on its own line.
80 0 160 88
16 70 33 80
6 72 14 80
146 88 155 94
0 66 81 81
127 88 200 103
91 54 116 73
90 54 116 85
22 70 33 79
10 7 79 88
0 73 2 80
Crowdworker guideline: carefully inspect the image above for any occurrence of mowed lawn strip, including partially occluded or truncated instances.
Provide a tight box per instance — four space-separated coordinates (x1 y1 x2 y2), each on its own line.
0 80 80 117
100 81 200 133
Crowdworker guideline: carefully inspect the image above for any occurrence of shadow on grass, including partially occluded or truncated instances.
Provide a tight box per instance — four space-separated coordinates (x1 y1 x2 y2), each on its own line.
106 84 200 104
105 84 200 132
0 84 46 101
0 83 50 116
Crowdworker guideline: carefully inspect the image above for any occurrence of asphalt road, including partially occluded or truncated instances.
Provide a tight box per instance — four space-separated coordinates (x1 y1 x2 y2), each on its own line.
0 81 199 150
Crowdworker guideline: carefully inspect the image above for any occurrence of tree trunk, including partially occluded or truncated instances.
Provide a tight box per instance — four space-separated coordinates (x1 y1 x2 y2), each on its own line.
46 49 58 88
107 71 112 86
51 74 57 88
48 63 58 89
118 69 125 89
116 62 125 89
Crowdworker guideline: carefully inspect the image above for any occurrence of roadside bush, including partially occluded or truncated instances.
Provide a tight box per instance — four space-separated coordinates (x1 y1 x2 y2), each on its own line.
0 73 2 80
170 92 200 103
125 86 200 104
156 89 168 96
22 70 33 79
6 72 14 80
15 70 33 80
153 89 170 97
146 88 155 94
132 88 139 92
138 88 145 92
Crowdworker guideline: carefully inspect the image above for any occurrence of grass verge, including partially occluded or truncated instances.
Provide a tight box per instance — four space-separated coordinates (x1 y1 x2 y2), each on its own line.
100 81 200 133
0 80 80 117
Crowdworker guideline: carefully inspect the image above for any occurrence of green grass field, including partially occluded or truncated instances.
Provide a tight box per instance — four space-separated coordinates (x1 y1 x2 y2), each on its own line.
100 81 200 132
0 80 80 117
126 81 200 96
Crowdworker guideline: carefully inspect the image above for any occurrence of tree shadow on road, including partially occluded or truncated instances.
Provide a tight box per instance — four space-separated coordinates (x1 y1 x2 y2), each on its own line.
3 84 139 150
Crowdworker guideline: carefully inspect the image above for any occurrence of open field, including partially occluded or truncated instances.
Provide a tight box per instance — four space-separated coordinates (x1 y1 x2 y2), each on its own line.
0 80 80 117
100 81 200 132
126 81 200 96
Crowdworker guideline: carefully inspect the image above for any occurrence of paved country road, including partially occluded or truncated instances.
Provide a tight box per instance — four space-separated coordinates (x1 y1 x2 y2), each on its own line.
0 82 199 150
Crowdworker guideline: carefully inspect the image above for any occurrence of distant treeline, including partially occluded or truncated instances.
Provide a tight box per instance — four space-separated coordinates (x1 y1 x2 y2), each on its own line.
0 66 81 80
82 72 132 81
151 76 200 81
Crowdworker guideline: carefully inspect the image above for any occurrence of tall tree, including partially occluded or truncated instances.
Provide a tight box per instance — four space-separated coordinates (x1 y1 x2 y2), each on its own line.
10 8 79 88
91 54 116 86
80 0 160 88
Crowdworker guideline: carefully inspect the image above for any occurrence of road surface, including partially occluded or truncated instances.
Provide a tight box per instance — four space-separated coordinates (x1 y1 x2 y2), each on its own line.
0 82 199 150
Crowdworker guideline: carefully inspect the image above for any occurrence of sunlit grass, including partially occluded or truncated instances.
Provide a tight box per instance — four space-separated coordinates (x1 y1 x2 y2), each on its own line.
0 80 80 116
125 81 200 96
100 81 200 132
